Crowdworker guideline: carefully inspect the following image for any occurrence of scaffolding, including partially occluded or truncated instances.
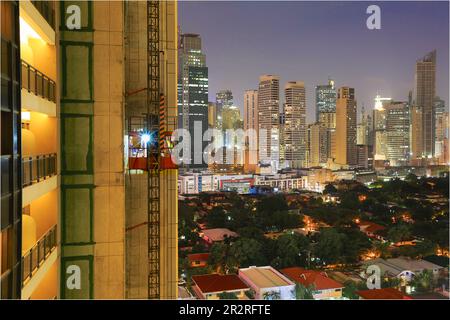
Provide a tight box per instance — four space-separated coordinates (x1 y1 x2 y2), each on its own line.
147 0 160 300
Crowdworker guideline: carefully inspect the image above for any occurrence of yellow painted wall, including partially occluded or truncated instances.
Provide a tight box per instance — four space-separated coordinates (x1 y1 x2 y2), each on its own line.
22 214 37 253
30 188 57 239
20 34 56 80
22 111 57 156
29 260 57 299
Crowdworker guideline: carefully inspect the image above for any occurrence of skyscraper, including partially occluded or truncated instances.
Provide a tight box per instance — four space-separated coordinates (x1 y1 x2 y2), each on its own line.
308 123 328 167
258 75 280 170
178 33 209 169
283 81 307 168
208 102 216 128
372 95 392 160
244 90 258 173
216 89 233 130
335 87 357 166
414 50 436 158
410 105 424 160
315 79 337 121
385 102 410 166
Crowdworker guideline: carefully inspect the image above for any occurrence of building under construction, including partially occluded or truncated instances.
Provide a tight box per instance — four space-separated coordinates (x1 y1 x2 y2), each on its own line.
124 1 178 299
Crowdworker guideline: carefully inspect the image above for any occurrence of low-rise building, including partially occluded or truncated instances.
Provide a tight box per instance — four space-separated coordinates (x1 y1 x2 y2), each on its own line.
191 274 250 300
201 228 238 245
187 253 210 268
280 267 344 300
363 257 444 283
356 288 412 300
238 266 296 300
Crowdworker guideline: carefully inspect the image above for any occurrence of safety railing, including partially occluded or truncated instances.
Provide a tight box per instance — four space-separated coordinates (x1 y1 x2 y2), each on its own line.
22 153 57 187
22 224 57 285
21 60 56 103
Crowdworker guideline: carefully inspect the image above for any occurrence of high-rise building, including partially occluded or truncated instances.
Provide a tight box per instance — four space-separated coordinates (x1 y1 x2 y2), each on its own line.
243 90 258 173
410 105 424 160
0 0 59 300
283 81 306 168
385 102 410 166
216 89 233 130
315 79 337 122
208 102 216 128
258 75 280 171
372 95 392 160
178 33 209 169
308 123 328 167
318 112 336 161
414 50 436 157
335 87 357 166
434 97 448 162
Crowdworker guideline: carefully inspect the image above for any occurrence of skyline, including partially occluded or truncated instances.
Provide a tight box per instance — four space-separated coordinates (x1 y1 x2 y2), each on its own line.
179 1 449 122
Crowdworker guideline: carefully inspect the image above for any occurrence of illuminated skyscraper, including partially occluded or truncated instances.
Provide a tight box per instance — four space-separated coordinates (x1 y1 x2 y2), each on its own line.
315 78 336 121
335 87 357 166
385 102 410 166
258 75 280 171
178 33 209 169
283 81 306 168
244 90 258 173
414 50 436 157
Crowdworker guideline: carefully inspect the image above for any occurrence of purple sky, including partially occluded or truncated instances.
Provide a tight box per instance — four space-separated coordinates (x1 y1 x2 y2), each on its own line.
179 1 449 122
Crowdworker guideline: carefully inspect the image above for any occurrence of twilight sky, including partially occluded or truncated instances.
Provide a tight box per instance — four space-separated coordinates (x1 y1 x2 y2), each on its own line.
179 1 449 122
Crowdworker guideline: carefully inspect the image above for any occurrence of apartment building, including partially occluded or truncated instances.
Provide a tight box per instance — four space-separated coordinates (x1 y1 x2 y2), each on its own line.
1 0 58 299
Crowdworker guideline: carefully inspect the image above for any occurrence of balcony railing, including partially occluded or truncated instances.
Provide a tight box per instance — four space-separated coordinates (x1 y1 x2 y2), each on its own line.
31 1 55 30
22 224 57 285
21 60 56 103
22 153 57 187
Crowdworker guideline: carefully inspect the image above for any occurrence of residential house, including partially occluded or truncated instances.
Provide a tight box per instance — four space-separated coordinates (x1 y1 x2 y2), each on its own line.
191 274 250 300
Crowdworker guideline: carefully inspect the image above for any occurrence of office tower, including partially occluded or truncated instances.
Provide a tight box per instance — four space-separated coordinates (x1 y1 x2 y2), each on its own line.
315 78 337 121
178 33 208 169
356 145 369 168
283 81 306 168
357 107 370 145
415 50 436 157
124 1 178 299
258 75 280 171
308 123 328 167
243 90 258 173
372 95 392 160
335 87 357 166
410 105 424 159
208 102 216 128
318 112 336 161
216 89 233 130
385 102 410 166
434 97 447 162
0 0 59 300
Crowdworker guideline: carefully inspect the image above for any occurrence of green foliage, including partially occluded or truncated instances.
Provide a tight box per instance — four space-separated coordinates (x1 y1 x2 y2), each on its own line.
323 183 337 195
245 289 256 299
262 290 281 300
228 238 266 269
342 280 366 299
205 207 228 229
411 270 436 293
314 228 346 265
293 283 315 300
270 233 311 269
218 291 239 300
387 223 412 243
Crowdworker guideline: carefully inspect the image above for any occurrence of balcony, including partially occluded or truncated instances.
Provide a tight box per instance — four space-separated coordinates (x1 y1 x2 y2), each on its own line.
21 60 56 103
22 153 57 187
30 1 55 30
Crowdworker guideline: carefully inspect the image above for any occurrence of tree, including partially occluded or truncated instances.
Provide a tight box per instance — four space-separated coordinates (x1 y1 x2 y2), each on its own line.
271 233 311 269
205 207 228 229
323 184 337 195
314 228 346 265
411 270 436 293
342 280 366 299
387 223 412 243
262 290 281 300
228 238 266 269
293 283 315 300
208 242 230 273
218 291 238 300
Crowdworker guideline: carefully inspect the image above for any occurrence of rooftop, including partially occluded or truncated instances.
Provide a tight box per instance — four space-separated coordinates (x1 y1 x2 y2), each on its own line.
363 257 443 276
280 267 344 291
239 266 294 288
187 253 210 263
202 228 238 242
192 274 249 294
357 288 412 300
